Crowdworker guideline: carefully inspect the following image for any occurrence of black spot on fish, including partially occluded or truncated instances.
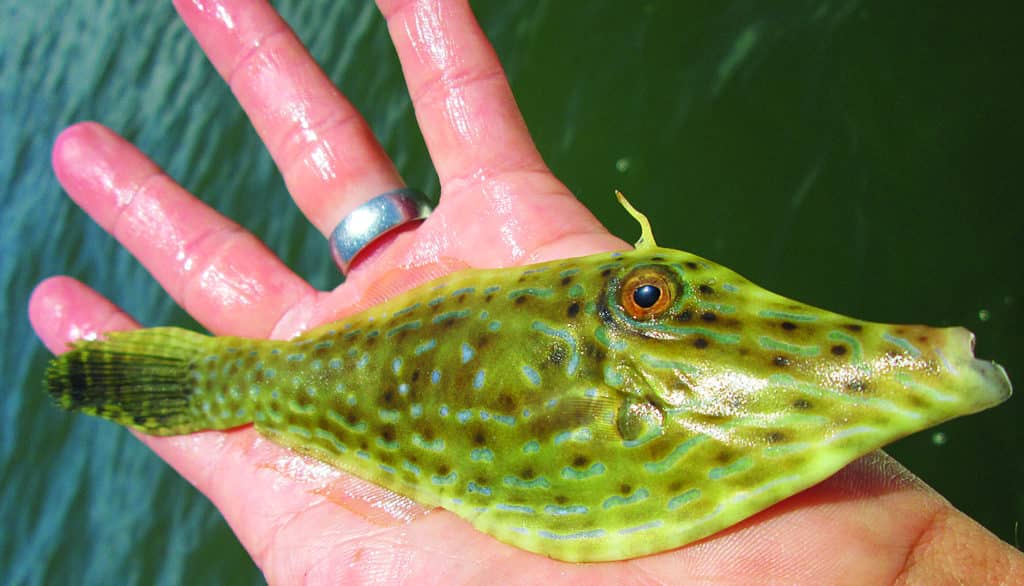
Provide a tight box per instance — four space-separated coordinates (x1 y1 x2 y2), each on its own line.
515 296 527 305
714 449 734 464
567 302 580 318
346 413 361 426
766 431 786 444
561 276 572 286
685 261 699 270
521 467 536 479
701 311 717 322
411 370 420 382
597 301 614 325
698 284 714 295
554 495 569 505
845 380 868 393
134 415 147 425
844 324 863 332
548 345 567 365
437 464 450 476
381 389 395 405
831 345 847 356
496 393 516 413
651 256 665 261
359 439 369 451
619 483 632 495
572 454 590 468
694 337 709 349
601 268 613 278
781 321 797 331
774 356 790 367
419 425 435 441
793 398 812 409
907 393 928 408
675 310 693 323
472 428 487 446
485 294 494 302
667 480 683 492
381 425 396 443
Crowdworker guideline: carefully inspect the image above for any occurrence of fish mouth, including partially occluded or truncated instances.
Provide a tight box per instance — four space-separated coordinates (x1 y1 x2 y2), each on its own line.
943 327 1012 412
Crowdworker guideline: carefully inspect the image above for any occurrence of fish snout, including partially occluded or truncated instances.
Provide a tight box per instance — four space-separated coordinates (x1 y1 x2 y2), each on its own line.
937 326 1012 412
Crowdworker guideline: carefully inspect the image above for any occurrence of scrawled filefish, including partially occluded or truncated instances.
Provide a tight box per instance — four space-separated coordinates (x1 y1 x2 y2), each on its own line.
45 193 1011 562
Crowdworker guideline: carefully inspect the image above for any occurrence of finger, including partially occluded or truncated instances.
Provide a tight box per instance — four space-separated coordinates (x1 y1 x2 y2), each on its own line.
52 122 314 338
173 0 404 235
379 0 549 189
30 276 140 353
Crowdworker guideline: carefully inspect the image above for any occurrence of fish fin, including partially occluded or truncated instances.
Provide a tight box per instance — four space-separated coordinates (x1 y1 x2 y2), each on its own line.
615 190 658 249
45 327 246 435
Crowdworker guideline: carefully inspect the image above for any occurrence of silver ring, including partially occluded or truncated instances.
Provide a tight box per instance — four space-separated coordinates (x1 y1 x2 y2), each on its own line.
329 188 433 272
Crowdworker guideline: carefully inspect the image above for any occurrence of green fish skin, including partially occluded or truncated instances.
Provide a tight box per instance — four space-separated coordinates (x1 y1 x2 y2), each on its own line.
45 194 1012 562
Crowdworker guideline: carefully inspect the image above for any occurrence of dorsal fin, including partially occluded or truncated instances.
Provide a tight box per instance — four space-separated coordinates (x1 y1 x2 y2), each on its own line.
615 191 658 250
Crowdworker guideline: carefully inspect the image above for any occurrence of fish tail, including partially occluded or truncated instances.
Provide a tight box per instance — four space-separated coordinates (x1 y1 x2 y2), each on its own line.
45 327 253 435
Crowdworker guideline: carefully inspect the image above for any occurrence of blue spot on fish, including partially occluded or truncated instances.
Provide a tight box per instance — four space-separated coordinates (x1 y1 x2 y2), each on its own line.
492 414 516 426
537 529 606 541
467 481 492 496
432 472 457 486
473 369 486 389
432 309 470 324
414 339 437 355
503 475 551 489
561 462 606 480
645 436 708 474
461 342 475 364
544 504 589 516
496 503 536 514
709 456 753 480
521 364 541 387
431 369 441 384
413 435 445 451
602 488 649 509
667 488 701 510
617 520 664 535
471 448 494 462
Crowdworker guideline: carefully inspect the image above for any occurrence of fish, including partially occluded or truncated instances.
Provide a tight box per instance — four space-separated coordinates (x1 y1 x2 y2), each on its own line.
45 193 1012 562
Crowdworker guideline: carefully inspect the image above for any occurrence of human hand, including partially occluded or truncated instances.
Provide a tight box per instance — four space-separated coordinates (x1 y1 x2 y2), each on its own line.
29 0 1022 583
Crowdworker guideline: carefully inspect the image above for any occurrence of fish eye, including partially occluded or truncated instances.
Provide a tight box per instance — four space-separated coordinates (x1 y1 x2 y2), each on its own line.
621 269 674 320
633 284 661 308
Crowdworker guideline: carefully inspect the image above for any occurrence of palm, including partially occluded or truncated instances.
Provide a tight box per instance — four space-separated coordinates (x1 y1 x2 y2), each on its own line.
29 1 1018 583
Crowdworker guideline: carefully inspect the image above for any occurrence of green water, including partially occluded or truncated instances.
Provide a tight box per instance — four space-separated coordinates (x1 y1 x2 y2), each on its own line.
2 1 1021 583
